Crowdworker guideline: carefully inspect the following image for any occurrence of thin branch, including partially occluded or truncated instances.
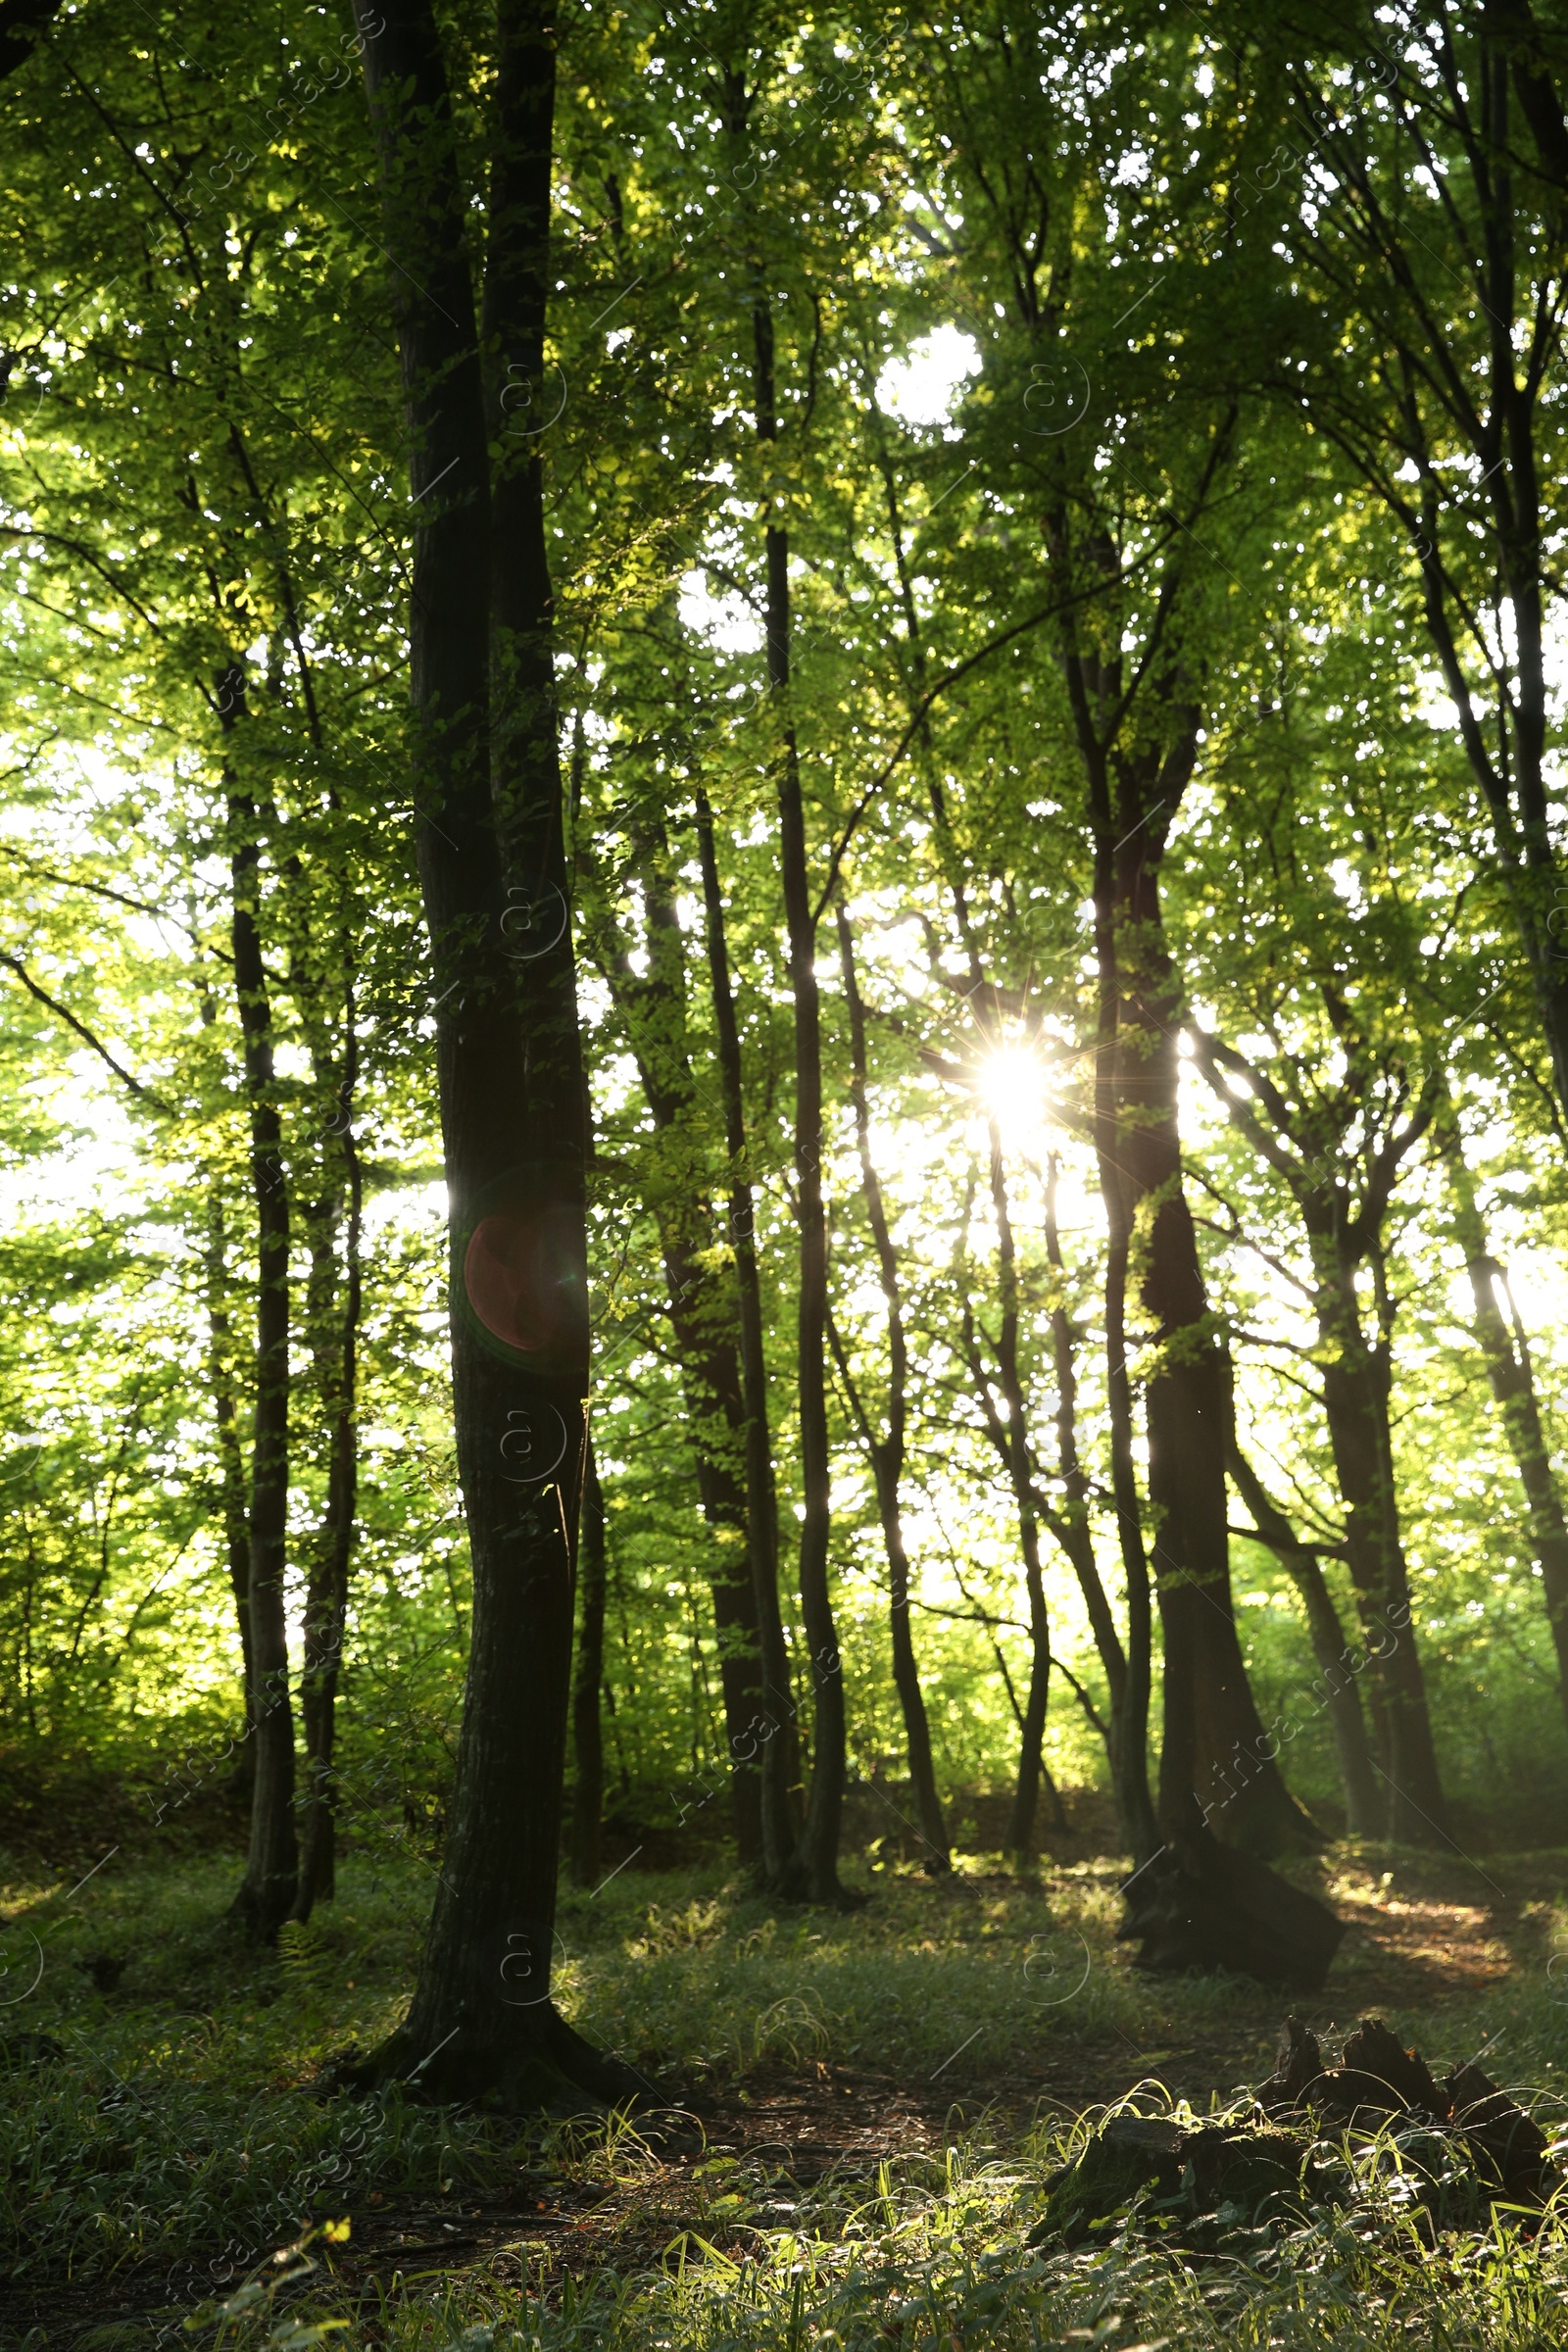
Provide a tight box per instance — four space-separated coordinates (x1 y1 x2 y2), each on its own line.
0 951 170 1109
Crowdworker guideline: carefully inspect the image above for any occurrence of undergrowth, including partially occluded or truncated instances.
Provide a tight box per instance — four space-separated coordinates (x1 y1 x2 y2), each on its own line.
4 1840 1568 2347
149 2122 1568 2352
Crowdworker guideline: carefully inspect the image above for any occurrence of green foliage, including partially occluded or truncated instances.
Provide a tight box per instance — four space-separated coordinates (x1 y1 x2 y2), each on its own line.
7 8 1568 2342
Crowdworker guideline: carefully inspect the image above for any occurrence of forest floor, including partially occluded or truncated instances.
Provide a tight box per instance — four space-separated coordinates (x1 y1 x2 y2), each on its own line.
1 1824 1566 2347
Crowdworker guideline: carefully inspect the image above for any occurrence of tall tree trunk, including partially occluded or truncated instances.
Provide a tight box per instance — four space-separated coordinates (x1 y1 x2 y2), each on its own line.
985 1125 1057 1861
1041 1151 1147 1847
222 750 298 1940
203 1186 255 1799
833 903 949 1871
1225 1436 1382 1836
1317 1255 1451 1847
291 1030 364 1920
743 248 843 1903
1189 1021 1448 1845
196 950 256 1788
570 1435 607 1888
352 0 640 2105
1100 1182 1159 1863
1446 1132 1568 1739
1096 790 1313 1854
695 786 800 1886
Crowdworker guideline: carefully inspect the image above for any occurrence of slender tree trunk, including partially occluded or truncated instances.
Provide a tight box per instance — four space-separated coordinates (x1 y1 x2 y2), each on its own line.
1086 822 1309 1853
1225 1437 1381 1835
884 431 1076 1855
1100 1197 1159 1863
582 819 767 1866
1090 851 1159 1867
746 263 843 1903
222 755 298 1939
1040 1152 1133 1840
570 1436 607 1888
834 903 949 1871
203 1189 255 1797
196 944 256 1788
1446 1134 1568 1737
981 1125 1055 1861
1317 1259 1451 1847
1189 1021 1446 1844
696 787 800 1886
292 1030 364 1920
352 0 640 2105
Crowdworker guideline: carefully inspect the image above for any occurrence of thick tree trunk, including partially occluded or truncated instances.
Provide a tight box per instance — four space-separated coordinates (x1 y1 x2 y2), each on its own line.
292 1036 363 1921
223 760 298 1940
570 1436 607 1887
1317 1259 1451 1847
1447 1136 1568 1738
695 787 800 1886
1053 537 1309 1861
352 0 640 2106
1104 830 1314 1856
1226 1437 1382 1836
834 905 949 1871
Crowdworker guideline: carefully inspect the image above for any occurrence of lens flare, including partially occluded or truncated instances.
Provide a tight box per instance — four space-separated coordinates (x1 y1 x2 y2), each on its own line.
978 1045 1048 1125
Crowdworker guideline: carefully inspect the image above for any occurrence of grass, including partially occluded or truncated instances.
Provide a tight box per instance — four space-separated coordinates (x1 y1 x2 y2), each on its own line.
4 1835 1568 2346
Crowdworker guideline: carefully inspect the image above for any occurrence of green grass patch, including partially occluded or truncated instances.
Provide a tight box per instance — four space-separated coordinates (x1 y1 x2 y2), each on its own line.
5 1839 1568 2351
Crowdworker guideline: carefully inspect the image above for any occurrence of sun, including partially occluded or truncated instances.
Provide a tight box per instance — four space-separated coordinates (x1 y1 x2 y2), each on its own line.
977 1044 1051 1129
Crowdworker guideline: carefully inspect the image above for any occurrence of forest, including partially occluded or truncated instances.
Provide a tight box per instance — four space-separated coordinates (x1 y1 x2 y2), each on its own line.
5 0 1568 2342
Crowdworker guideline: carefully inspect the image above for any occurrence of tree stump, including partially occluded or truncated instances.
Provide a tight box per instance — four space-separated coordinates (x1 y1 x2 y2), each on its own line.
1032 2013 1559 2252
1118 1822 1345 1986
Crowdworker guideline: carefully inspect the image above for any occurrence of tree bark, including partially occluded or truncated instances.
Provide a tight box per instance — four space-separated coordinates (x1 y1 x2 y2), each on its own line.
570 1436 607 1888
222 749 298 1940
1046 493 1313 1858
833 903 949 1871
352 0 641 2106
1446 1133 1568 1740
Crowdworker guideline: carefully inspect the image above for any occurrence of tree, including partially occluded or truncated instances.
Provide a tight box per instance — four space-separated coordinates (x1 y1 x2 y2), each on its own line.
1443 1108 1568 1740
830 899 950 1871
1270 2 1568 1141
350 0 640 2104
